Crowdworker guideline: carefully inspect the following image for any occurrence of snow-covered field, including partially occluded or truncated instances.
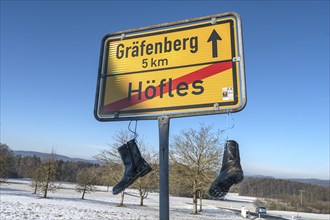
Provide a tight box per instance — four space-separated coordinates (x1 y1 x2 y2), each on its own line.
1 179 244 220
1 179 329 220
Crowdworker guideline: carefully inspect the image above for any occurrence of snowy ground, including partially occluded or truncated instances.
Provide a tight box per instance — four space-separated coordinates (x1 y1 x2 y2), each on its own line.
1 179 245 220
1 179 329 220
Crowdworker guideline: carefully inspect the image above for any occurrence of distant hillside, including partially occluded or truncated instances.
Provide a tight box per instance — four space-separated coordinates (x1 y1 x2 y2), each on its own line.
13 150 99 164
289 178 330 187
246 175 329 187
238 176 330 214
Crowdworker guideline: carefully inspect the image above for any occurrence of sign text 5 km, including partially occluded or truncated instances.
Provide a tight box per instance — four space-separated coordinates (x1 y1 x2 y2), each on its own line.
94 12 246 121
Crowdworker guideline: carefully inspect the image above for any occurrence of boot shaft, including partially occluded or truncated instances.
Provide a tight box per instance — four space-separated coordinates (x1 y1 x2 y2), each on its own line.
221 140 241 172
117 143 134 175
118 143 131 166
127 139 143 166
117 139 144 173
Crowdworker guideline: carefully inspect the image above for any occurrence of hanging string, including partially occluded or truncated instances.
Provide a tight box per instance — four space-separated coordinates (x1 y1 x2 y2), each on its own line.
128 120 138 140
227 111 235 128
220 111 235 144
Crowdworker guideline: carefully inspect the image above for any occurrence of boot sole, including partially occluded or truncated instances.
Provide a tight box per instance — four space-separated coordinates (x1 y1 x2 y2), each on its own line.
112 164 152 195
208 171 243 199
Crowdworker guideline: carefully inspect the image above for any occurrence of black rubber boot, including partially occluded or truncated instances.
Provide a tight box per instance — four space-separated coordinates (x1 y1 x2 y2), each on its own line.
208 140 244 199
112 139 152 195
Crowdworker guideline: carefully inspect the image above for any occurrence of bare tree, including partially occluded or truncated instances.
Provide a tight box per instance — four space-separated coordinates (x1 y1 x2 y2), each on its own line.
99 166 114 192
31 166 43 194
38 150 58 198
170 124 222 214
75 167 99 199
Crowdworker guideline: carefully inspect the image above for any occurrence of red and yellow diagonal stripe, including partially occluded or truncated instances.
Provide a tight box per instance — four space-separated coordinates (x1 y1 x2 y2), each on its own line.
103 61 233 113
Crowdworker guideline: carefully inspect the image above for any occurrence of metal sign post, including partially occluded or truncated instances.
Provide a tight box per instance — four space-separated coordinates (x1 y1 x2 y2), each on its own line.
158 116 170 220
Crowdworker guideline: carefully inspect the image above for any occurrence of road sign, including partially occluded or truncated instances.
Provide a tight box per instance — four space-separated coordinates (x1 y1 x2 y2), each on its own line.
94 12 246 121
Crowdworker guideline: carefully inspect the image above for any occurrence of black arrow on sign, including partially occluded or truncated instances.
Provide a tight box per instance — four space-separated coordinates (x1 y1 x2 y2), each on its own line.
207 29 222 58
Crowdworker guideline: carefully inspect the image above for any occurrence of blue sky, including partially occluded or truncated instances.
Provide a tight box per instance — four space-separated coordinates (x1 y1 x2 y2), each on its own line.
1 1 329 180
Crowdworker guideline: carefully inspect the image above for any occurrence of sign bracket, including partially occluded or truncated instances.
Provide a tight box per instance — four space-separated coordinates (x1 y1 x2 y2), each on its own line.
210 17 217 24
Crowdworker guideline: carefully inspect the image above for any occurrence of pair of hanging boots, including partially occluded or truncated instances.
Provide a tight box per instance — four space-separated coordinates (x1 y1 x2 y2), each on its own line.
208 140 244 199
112 139 152 195
113 139 243 199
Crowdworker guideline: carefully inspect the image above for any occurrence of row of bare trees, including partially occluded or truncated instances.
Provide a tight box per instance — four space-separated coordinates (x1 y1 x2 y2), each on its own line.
1 124 225 214
0 144 101 199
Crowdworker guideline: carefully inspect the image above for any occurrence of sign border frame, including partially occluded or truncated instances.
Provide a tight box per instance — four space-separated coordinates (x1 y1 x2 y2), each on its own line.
94 12 246 121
